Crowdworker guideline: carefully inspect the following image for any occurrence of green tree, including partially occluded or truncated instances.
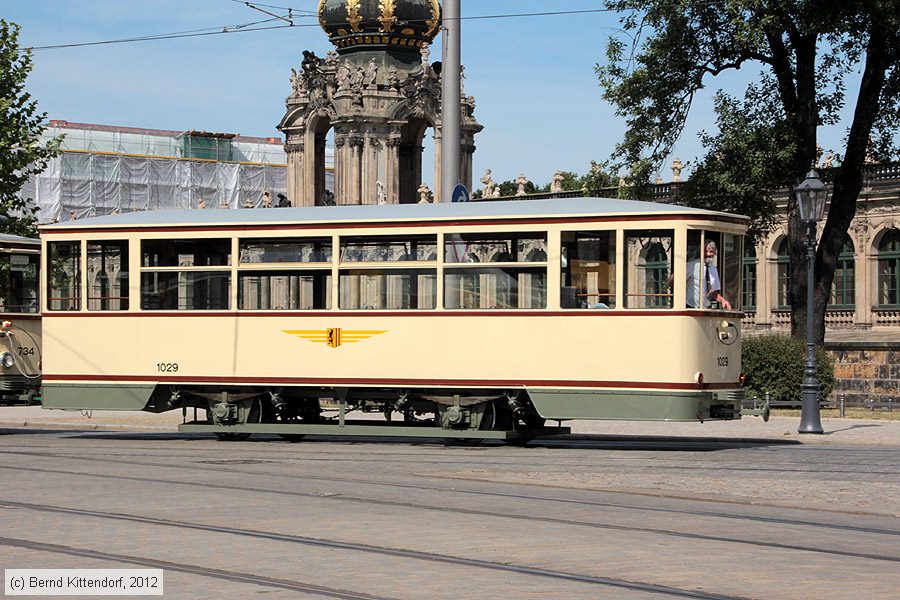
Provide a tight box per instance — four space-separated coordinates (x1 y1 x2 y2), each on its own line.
597 1 900 344
0 19 62 237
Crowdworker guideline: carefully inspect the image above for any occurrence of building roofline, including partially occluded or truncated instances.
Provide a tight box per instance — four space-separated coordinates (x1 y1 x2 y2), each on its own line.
47 120 283 145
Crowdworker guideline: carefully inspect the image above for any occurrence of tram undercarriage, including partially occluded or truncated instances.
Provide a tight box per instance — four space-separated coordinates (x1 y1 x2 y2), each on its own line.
157 385 564 443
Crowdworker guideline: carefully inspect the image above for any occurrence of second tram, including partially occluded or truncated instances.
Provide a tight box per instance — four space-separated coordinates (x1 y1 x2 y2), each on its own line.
39 197 748 441
0 233 41 404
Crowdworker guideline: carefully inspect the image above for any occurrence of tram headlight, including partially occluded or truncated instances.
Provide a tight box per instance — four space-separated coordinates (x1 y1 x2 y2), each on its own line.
1 352 14 369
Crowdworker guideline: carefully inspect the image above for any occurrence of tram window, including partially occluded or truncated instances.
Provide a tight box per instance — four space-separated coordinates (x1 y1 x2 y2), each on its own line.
0 253 39 313
560 231 615 308
444 233 547 263
340 236 437 262
722 234 742 311
87 241 128 311
444 267 547 309
339 269 436 309
48 241 81 311
140 272 230 310
239 238 331 264
142 239 230 267
239 271 331 310
624 230 673 309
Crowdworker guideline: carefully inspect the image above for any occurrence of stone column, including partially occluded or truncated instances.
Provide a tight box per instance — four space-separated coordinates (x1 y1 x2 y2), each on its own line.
349 134 364 205
334 133 347 204
433 126 443 202
386 136 401 204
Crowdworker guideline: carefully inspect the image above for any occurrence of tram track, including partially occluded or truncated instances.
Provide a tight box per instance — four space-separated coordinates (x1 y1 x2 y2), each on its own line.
1 446 898 526
1 464 898 563
0 504 753 600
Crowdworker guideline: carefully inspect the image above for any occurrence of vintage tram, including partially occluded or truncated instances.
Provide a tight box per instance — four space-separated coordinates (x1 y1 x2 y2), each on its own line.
0 233 41 404
39 198 748 441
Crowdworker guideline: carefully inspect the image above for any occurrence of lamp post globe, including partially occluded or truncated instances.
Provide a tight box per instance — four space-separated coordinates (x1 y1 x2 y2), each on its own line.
794 169 827 434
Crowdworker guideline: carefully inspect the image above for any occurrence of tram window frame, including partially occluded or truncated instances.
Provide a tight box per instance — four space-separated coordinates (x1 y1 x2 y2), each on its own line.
239 238 332 264
142 238 231 267
140 271 231 311
623 230 674 309
338 268 437 310
560 230 616 309
47 241 81 311
0 251 39 313
444 232 547 264
340 235 437 263
239 270 332 310
87 240 129 311
444 267 547 310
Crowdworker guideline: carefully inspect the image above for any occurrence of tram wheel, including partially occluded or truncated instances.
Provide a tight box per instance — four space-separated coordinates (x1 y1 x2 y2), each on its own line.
444 400 509 446
214 397 263 442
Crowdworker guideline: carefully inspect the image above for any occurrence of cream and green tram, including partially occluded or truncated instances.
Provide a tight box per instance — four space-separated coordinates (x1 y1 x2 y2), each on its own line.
39 198 748 441
0 234 41 404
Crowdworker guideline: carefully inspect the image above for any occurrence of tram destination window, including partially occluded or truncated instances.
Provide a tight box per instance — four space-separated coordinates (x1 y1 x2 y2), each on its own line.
142 239 231 267
339 269 436 310
87 241 128 311
240 238 331 264
561 231 616 308
47 241 81 311
340 235 436 262
0 252 39 313
624 230 674 309
240 271 331 310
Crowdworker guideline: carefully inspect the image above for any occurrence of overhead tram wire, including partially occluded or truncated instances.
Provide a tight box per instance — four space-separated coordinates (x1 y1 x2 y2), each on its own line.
25 7 631 52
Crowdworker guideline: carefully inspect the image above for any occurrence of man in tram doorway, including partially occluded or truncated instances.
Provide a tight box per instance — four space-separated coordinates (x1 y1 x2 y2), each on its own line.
686 240 732 310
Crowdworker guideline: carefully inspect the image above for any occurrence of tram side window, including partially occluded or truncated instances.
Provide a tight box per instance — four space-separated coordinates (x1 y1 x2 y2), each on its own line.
444 232 547 310
339 269 436 310
240 271 331 310
561 231 615 308
87 241 128 311
239 238 331 263
140 272 230 310
142 239 231 267
48 241 81 311
686 231 741 311
0 252 39 313
341 235 437 262
624 230 673 309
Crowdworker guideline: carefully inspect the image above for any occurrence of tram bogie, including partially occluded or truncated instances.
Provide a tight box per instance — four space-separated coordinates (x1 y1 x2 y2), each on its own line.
38 198 750 442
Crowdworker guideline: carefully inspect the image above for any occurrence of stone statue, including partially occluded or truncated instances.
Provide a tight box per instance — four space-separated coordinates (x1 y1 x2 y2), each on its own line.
387 65 400 90
262 191 272 208
366 58 379 88
460 64 466 94
243 197 254 208
197 197 206 210
418 183 432 204
479 169 497 198
490 186 501 198
376 180 386 205
219 200 230 209
822 152 835 169
322 189 335 206
351 64 365 88
290 68 302 97
550 170 564 194
325 50 339 68
69 210 77 221
420 45 430 65
515 173 528 197
671 158 684 182
336 60 351 91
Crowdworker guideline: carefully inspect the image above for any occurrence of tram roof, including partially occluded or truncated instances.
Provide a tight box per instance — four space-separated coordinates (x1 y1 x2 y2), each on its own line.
41 197 748 231
0 233 40 245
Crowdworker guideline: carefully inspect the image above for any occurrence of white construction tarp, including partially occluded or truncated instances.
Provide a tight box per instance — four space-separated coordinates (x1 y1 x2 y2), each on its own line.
24 152 287 223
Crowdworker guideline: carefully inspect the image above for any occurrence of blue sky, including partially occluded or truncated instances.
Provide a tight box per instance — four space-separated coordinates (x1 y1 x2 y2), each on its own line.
4 0 858 188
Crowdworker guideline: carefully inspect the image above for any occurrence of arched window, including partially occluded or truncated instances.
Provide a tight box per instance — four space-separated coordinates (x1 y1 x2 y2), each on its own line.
742 243 757 310
775 238 790 309
644 242 670 308
830 235 855 308
877 229 900 307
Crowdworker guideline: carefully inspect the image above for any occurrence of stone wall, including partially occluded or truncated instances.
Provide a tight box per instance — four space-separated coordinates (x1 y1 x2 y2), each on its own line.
827 344 900 405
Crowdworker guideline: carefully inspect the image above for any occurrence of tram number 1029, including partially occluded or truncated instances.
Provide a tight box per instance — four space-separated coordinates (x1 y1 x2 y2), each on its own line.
157 362 179 372
717 356 729 367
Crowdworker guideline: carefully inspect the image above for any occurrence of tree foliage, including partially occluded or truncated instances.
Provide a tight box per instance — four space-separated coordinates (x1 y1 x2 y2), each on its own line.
0 19 62 237
597 0 900 343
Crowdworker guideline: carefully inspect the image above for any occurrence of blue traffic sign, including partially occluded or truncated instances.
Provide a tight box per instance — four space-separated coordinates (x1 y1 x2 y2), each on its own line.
451 183 470 203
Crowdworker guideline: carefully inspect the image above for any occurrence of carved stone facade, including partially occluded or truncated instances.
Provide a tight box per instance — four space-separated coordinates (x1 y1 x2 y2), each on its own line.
278 0 482 206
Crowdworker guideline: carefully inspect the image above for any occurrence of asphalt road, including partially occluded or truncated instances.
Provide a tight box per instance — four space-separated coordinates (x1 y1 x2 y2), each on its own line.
1 428 898 599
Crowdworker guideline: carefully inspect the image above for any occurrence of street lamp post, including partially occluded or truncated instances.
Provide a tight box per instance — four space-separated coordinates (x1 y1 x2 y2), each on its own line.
794 169 829 434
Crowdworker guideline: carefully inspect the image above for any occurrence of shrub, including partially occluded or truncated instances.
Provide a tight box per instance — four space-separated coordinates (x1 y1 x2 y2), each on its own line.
742 333 835 403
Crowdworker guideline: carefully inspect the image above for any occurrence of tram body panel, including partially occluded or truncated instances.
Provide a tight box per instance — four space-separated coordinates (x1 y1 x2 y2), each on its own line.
41 312 740 420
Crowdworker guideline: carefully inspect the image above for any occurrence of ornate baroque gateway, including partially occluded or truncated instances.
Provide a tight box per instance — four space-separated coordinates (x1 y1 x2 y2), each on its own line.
280 0 481 206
